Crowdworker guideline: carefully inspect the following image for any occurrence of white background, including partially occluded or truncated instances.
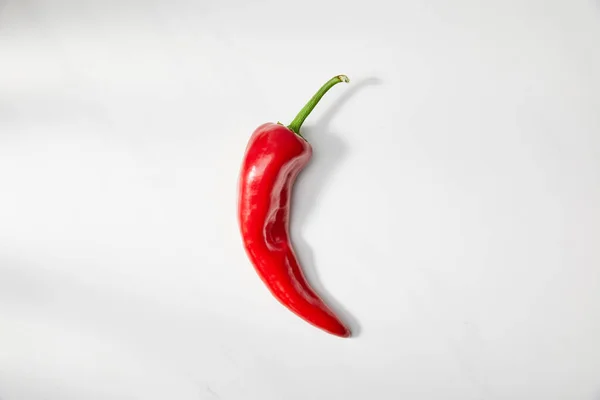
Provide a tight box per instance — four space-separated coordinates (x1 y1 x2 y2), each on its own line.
1 0 599 399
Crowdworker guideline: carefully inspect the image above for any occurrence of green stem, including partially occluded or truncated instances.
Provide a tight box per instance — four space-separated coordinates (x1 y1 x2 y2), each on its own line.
287 75 350 136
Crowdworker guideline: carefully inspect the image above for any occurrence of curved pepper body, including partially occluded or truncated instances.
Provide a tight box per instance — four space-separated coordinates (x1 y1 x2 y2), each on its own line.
238 122 350 337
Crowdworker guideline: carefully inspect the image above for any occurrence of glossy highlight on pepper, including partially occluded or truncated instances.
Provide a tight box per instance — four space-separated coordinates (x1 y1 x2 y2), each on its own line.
238 75 351 337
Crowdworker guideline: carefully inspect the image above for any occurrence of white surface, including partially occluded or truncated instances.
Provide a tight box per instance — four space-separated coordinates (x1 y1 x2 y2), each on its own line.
1 0 600 399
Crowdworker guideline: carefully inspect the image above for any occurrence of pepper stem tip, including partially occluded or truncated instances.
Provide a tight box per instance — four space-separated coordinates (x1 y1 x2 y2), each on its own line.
287 74 350 135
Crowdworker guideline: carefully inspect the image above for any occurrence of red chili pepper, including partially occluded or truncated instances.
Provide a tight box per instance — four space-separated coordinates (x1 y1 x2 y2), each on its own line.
238 75 351 337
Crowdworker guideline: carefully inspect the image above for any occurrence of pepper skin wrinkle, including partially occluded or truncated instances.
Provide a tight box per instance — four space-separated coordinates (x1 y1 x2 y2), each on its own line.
238 75 351 337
